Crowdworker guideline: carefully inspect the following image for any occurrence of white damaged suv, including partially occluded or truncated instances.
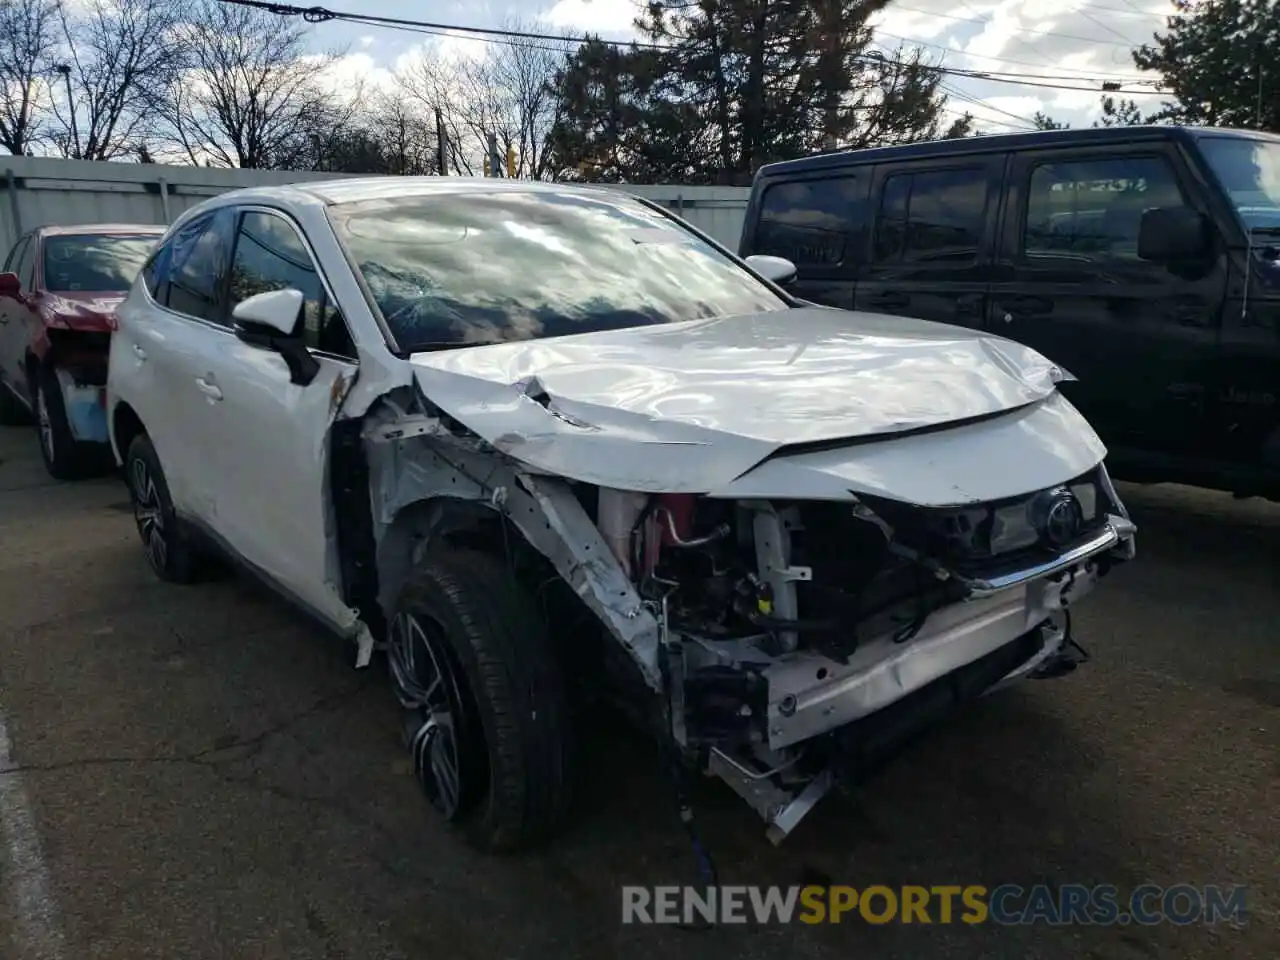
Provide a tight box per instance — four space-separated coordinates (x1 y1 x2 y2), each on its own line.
107 178 1135 851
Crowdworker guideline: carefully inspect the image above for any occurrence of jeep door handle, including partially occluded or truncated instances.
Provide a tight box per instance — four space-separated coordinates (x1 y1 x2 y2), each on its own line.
195 376 223 402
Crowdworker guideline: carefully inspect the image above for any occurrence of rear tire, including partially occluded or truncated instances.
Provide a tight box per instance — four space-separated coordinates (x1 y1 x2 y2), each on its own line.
0 380 31 426
388 548 573 852
124 433 200 584
34 365 103 480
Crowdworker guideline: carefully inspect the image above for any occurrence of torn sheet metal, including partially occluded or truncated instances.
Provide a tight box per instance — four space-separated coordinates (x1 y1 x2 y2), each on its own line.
407 307 1071 493
363 420 663 689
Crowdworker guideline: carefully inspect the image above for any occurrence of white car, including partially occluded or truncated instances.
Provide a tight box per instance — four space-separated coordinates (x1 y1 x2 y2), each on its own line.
107 178 1135 851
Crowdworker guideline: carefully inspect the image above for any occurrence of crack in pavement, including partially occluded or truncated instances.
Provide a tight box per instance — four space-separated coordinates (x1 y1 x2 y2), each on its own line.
0 681 370 776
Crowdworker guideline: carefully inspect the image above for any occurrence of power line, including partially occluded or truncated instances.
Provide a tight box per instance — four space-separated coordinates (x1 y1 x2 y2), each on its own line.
884 3 1146 48
215 0 1170 95
937 81 1040 131
874 29 1150 83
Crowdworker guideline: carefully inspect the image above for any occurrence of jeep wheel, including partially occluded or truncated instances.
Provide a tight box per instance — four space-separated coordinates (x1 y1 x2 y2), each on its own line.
389 549 572 852
125 433 199 584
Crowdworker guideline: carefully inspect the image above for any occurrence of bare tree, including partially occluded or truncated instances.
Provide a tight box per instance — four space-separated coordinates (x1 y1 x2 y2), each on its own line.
161 0 348 169
52 0 190 160
398 55 478 176
0 0 60 155
367 91 439 175
398 25 570 179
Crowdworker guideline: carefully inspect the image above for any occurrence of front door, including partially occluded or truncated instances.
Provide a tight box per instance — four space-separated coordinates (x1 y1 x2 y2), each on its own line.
853 156 1004 328
989 144 1228 458
194 207 359 624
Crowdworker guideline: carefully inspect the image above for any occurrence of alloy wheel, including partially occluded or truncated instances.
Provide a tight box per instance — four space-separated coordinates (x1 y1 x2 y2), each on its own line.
387 611 469 819
130 457 168 573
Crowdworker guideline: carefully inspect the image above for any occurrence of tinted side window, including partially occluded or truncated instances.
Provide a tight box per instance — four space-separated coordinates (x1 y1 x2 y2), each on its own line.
154 209 236 324
229 211 355 358
1024 156 1186 261
874 168 988 264
754 175 872 266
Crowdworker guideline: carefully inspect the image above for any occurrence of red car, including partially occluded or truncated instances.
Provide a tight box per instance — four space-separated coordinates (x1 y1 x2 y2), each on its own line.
0 224 165 479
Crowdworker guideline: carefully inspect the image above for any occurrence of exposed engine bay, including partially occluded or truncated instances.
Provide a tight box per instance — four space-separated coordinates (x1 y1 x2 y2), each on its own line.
584 474 1134 841
361 392 1136 843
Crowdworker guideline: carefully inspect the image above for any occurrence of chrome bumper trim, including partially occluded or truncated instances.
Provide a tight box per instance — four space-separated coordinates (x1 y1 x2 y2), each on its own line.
960 515 1135 598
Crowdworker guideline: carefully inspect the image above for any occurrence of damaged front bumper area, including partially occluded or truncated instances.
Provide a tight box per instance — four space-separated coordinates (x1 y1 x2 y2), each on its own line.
651 475 1135 845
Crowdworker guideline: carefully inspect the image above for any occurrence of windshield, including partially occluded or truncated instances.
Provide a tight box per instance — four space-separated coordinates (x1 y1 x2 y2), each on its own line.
328 189 787 352
1199 135 1280 231
42 233 159 292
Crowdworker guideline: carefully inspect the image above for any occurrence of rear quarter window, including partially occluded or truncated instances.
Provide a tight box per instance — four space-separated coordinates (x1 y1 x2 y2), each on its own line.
752 175 872 268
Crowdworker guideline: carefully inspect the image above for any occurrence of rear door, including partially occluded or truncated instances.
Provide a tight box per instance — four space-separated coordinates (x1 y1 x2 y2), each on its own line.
743 170 874 309
854 155 1004 328
122 207 239 521
989 142 1228 456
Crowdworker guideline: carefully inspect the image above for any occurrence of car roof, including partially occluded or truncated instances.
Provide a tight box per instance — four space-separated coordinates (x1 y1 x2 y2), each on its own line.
755 125 1280 179
190 176 631 213
36 223 167 237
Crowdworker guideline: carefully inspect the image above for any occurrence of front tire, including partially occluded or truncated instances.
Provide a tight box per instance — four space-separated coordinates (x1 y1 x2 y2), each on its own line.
388 549 573 852
125 433 199 584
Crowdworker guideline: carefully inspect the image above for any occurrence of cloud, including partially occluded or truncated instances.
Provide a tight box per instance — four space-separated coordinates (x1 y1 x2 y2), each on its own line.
542 0 643 35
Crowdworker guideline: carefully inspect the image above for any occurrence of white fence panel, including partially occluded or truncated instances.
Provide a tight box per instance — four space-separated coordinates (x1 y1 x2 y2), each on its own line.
0 157 751 256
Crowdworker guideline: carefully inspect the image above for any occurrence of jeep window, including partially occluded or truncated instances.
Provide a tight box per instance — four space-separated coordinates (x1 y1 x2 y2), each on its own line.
873 168 987 263
1198 135 1280 231
328 190 788 352
148 209 237 325
754 176 872 267
42 234 158 293
1024 157 1184 260
229 211 356 358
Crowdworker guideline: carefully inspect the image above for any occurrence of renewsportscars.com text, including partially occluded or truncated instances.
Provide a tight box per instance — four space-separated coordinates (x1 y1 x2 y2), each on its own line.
621 884 1248 926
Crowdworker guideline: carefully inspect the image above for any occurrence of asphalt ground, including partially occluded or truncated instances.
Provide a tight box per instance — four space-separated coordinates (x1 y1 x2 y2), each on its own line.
0 422 1276 960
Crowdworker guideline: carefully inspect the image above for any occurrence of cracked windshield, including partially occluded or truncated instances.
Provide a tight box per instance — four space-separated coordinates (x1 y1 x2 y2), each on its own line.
330 190 786 351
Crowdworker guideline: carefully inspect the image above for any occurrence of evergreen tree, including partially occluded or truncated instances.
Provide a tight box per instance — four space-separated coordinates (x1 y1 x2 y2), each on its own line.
546 0 964 183
1134 0 1280 130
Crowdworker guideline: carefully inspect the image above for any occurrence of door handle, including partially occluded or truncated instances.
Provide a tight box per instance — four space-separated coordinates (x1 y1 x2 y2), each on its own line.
195 375 223 402
867 291 910 310
132 343 147 361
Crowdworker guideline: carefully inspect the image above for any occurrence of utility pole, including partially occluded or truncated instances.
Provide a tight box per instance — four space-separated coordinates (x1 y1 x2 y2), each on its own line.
435 105 448 175
56 64 78 159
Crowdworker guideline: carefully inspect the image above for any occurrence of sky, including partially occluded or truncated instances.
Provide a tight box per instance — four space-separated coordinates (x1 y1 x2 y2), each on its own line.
298 0 1179 135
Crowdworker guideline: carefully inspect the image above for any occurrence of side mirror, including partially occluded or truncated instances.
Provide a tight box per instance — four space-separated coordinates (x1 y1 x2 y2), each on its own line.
0 272 20 298
744 254 798 287
1138 206 1210 263
231 288 319 386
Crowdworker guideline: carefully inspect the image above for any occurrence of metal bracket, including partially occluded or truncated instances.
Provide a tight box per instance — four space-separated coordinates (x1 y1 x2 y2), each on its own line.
369 415 444 442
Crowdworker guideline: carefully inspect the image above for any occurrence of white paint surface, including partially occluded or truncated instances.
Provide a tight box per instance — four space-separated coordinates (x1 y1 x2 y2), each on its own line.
0 710 66 960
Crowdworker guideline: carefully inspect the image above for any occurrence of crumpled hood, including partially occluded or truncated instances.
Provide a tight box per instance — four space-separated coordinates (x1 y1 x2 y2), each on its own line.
408 307 1077 494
